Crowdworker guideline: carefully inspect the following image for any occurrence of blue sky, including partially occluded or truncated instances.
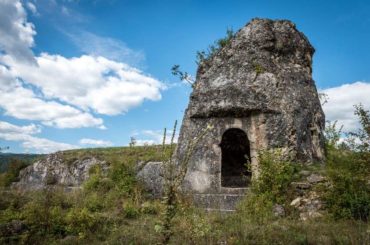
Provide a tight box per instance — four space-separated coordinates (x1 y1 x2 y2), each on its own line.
0 0 369 153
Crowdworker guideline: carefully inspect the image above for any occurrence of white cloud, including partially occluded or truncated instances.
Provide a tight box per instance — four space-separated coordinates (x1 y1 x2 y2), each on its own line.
0 121 78 153
79 138 113 147
131 129 179 146
135 139 156 146
67 31 145 65
2 54 163 116
321 81 370 132
26 2 38 15
0 0 164 130
0 121 40 135
0 0 36 64
0 64 105 129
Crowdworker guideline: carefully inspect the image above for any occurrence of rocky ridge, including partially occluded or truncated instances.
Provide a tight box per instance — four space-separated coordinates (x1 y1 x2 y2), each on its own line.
12 152 108 190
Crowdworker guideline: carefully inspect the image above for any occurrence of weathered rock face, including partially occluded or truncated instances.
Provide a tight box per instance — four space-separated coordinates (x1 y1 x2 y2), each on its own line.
12 152 108 190
136 161 164 197
175 18 325 203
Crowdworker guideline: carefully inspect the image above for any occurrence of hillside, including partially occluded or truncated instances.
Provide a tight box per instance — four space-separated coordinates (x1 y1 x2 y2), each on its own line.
0 141 369 244
0 153 43 173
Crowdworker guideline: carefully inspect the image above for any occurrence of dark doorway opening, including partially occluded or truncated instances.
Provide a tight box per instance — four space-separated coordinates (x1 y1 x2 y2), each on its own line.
220 128 251 187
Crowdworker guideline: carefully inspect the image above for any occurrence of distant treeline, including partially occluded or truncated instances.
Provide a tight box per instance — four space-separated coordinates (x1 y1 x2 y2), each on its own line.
0 153 43 173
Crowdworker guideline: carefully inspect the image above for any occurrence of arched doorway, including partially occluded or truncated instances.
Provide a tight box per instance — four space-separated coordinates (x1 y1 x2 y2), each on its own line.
220 128 251 187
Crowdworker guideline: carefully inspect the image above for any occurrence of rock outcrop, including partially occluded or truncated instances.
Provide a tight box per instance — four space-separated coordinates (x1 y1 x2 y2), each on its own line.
12 152 108 190
136 161 164 197
175 18 325 210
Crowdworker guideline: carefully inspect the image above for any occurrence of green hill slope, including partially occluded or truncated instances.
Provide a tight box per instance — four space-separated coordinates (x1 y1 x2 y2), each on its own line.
0 153 44 173
0 144 369 244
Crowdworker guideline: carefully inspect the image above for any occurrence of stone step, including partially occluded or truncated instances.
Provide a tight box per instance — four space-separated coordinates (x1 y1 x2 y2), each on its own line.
192 193 247 211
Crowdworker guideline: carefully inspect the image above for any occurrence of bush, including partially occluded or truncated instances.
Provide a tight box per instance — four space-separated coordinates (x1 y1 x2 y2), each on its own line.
325 149 370 221
237 192 274 224
232 149 299 226
0 159 28 187
173 210 213 243
84 192 105 212
109 160 137 195
66 207 99 238
122 201 140 219
253 149 297 204
141 201 161 215
325 104 370 221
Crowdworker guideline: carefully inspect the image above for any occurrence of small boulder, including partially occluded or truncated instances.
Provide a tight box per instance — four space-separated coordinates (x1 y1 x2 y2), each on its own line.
299 170 311 177
307 173 325 184
136 162 164 197
290 197 302 207
273 204 285 217
292 182 311 190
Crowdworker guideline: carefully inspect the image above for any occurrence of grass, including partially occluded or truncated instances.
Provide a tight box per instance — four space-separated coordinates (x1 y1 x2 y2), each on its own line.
61 145 166 165
0 136 369 244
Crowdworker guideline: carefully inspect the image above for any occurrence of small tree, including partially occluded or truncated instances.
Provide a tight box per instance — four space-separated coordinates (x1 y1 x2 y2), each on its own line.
171 65 195 87
348 104 370 152
157 121 213 244
325 104 370 221
129 137 137 148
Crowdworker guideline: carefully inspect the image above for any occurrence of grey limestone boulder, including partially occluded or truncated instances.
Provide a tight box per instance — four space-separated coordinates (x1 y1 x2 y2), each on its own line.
12 152 108 190
136 161 164 197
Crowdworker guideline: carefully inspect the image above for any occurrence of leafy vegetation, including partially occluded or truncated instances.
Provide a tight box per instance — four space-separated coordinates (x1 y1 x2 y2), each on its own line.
252 149 298 204
171 65 195 87
0 106 369 244
0 153 42 173
324 104 370 221
0 159 29 187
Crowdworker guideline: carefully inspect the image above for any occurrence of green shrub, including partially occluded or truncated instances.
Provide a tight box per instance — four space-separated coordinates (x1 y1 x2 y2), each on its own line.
234 149 298 223
325 149 370 221
173 210 213 243
83 167 114 193
20 189 68 235
83 174 101 192
0 159 28 187
141 201 161 215
109 161 137 195
66 207 99 238
253 149 297 204
236 192 274 224
122 201 140 219
325 104 370 221
85 192 105 212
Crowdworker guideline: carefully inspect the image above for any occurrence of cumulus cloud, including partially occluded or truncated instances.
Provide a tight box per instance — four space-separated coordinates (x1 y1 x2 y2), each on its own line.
0 0 164 131
2 53 163 115
321 81 370 132
0 0 36 64
0 121 77 153
79 138 113 147
0 64 105 129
